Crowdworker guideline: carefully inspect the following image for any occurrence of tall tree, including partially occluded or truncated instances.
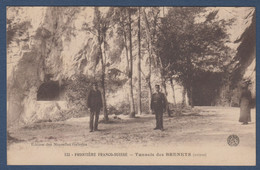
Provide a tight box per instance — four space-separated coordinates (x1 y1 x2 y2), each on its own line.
113 7 136 117
137 7 142 115
83 7 114 121
142 7 160 113
127 7 136 118
142 7 172 116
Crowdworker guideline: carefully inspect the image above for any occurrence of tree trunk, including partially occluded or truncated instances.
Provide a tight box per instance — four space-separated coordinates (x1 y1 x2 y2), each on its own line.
187 86 194 108
147 77 152 114
137 7 142 115
161 77 171 116
122 20 132 110
170 78 176 106
128 8 136 118
186 57 193 108
142 9 153 114
99 39 108 122
182 87 187 107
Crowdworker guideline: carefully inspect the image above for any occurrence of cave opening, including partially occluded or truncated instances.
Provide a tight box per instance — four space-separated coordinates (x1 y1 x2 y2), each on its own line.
37 81 60 101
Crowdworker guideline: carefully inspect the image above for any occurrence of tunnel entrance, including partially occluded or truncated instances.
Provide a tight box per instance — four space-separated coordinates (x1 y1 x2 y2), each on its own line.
37 81 60 101
192 72 223 106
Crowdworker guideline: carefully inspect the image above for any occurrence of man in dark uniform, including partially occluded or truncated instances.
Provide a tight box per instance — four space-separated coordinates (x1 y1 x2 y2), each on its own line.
151 85 166 131
87 82 103 132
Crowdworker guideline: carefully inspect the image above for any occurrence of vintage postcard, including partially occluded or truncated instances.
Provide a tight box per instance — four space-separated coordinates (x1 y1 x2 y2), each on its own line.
6 6 256 165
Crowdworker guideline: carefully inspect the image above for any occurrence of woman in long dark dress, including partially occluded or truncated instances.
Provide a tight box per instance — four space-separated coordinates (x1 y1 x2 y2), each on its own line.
239 83 252 125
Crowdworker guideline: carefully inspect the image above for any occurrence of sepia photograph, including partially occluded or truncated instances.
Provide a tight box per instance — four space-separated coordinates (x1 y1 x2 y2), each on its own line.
6 6 256 165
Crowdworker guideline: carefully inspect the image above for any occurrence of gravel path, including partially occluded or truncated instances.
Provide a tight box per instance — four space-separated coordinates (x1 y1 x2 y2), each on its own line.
7 107 256 165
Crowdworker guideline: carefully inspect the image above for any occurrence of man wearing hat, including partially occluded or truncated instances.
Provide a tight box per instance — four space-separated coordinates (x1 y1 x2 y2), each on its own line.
151 85 167 131
87 82 103 132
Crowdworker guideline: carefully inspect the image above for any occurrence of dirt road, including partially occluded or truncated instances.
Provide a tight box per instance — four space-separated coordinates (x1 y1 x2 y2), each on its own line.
8 106 255 148
7 107 256 165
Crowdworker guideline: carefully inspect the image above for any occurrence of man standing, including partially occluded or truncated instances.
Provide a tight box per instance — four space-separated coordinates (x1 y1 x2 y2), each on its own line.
87 82 103 132
151 85 166 131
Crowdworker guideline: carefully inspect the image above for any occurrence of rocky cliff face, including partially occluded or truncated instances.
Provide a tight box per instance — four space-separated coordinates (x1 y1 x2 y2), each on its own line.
7 7 97 127
217 10 256 107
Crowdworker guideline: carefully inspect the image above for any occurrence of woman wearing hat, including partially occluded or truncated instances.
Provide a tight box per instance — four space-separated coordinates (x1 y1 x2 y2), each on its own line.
239 80 252 125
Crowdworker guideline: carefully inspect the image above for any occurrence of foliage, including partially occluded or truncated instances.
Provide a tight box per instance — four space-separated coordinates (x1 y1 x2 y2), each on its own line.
64 74 94 117
156 7 235 105
7 19 31 48
106 68 128 93
6 7 32 48
107 102 129 115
